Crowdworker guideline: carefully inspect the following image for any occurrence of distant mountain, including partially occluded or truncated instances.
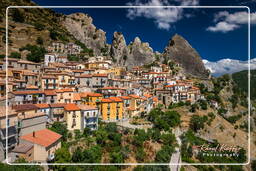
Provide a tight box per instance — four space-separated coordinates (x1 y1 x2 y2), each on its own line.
203 58 256 77
162 34 209 79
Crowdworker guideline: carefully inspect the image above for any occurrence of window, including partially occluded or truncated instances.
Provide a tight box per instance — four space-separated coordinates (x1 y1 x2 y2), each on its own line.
87 112 89 117
7 119 10 127
93 112 96 117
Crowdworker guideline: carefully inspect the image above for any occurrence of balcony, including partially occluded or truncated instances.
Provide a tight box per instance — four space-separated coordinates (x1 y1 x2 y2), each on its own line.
47 154 55 161
0 126 17 139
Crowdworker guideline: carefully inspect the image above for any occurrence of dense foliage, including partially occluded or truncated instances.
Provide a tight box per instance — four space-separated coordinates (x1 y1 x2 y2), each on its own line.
148 108 181 131
232 69 256 100
19 44 46 63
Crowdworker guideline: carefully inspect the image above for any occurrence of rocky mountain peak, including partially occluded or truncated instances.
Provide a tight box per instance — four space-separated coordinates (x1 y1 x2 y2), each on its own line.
163 34 209 78
62 13 107 56
134 37 141 44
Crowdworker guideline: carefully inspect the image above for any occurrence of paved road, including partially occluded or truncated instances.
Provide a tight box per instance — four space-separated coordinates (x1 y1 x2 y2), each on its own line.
169 128 182 171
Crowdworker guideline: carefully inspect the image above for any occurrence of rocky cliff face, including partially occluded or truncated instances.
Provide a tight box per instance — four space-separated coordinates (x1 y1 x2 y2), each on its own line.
62 13 107 56
110 32 128 65
110 32 155 68
163 34 209 78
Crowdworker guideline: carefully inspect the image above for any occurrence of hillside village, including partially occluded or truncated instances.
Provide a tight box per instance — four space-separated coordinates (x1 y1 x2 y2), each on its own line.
0 1 255 170
0 40 204 163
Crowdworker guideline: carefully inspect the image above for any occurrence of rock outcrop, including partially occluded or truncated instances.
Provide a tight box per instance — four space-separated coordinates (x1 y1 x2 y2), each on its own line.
163 34 209 78
110 32 155 68
110 32 128 65
62 13 107 56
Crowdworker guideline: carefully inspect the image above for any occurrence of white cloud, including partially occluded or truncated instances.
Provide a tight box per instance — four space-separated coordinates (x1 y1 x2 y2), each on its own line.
126 0 199 30
206 21 239 33
203 58 256 76
207 11 256 33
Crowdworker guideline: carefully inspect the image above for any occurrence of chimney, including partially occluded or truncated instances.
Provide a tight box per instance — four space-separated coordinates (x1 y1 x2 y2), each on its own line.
33 131 35 137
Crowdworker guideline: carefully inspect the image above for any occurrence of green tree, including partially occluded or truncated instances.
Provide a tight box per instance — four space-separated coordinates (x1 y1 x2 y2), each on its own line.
49 122 68 141
110 151 124 163
251 160 256 171
160 133 176 145
72 147 83 162
34 22 44 31
135 147 146 162
9 52 21 59
36 36 43 45
155 145 174 162
20 44 46 63
95 129 108 146
49 29 59 40
12 9 25 23
190 115 208 132
74 129 81 140
55 147 71 163
82 145 102 163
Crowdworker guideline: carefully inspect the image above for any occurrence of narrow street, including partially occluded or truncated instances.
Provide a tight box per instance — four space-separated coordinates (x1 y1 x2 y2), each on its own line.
169 127 182 171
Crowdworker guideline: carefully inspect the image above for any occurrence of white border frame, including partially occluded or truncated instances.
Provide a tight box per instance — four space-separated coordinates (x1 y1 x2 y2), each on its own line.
5 5 251 166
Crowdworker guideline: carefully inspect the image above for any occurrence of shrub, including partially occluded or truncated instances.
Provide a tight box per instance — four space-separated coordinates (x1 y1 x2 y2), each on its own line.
135 147 146 162
36 36 43 45
9 52 21 59
12 9 25 23
34 22 44 31
190 115 208 132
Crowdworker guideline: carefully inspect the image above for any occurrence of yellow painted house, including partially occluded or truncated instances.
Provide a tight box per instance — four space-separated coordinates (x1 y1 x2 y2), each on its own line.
80 92 103 107
100 97 123 121
64 103 81 130
108 67 125 77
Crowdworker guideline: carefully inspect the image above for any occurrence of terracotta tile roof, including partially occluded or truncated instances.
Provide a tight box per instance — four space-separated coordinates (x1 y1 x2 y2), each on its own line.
13 90 44 95
92 74 108 77
165 85 175 88
100 86 120 90
153 97 158 102
13 104 39 112
76 74 92 78
20 129 62 148
101 98 113 103
35 103 49 109
143 94 152 98
73 93 81 101
42 75 57 79
77 104 97 111
64 103 80 111
49 103 67 108
18 60 38 65
62 88 73 92
12 143 33 153
44 90 56 96
55 90 64 93
109 97 123 102
119 96 131 100
191 86 199 90
86 92 103 97
129 94 141 99
26 85 38 89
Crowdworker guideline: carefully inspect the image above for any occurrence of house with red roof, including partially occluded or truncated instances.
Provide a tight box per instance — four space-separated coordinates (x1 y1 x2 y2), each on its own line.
20 129 62 162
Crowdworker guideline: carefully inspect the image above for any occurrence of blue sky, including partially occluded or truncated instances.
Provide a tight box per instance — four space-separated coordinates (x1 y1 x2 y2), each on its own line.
31 0 256 62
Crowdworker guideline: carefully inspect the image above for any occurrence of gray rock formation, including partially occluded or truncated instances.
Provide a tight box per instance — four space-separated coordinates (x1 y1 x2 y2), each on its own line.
62 13 107 56
163 34 209 78
110 32 155 69
110 32 128 65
